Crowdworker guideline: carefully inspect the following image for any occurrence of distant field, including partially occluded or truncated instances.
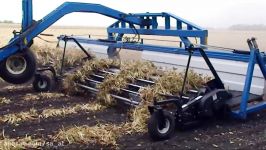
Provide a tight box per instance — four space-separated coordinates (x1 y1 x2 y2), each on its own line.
0 23 266 50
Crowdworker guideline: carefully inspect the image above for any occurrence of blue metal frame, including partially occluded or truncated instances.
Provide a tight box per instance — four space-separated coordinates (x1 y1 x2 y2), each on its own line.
231 40 266 119
2 0 266 120
22 0 33 31
0 0 152 61
62 36 266 119
66 36 254 62
7 1 266 67
107 12 208 45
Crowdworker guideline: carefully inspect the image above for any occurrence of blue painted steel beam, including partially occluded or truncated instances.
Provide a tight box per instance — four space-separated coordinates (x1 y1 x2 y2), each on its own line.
133 12 205 30
107 12 208 45
133 13 164 17
256 51 266 78
165 16 170 29
230 46 266 119
231 102 266 119
108 12 207 31
165 12 205 30
67 36 253 62
238 48 256 119
26 2 151 42
22 0 33 31
0 2 152 61
107 28 208 38
245 102 266 114
152 17 158 29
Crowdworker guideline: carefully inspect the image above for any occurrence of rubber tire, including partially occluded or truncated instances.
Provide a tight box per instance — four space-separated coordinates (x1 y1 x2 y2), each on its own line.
33 74 55 92
107 47 120 59
148 111 176 141
0 49 36 84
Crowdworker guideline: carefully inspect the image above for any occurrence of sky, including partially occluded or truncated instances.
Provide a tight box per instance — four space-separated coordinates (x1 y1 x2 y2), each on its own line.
0 0 265 28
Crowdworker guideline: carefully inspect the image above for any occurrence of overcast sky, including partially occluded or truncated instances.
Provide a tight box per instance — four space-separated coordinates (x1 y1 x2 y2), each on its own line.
0 0 265 28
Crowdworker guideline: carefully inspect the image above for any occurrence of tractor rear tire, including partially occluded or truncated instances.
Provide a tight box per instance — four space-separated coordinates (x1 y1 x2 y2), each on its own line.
0 48 36 84
148 111 176 141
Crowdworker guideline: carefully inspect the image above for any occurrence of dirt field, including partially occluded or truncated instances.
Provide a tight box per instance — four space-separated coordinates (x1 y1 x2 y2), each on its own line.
1 86 266 149
1 24 266 149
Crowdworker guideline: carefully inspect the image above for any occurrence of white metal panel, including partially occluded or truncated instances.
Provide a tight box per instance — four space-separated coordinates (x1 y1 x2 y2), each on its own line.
142 51 265 95
59 41 108 58
59 41 265 95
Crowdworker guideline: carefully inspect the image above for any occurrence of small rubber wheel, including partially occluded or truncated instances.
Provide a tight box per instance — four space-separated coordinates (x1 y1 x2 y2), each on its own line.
0 48 36 84
33 74 55 92
107 47 120 59
148 111 176 141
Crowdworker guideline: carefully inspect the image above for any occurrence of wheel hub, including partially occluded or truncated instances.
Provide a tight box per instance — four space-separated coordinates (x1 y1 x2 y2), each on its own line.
157 119 170 134
6 55 27 75
38 80 48 89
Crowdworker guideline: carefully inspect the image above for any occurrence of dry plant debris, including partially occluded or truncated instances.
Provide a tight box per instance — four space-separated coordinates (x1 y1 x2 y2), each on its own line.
41 103 106 119
125 107 149 133
0 132 44 150
0 103 106 125
33 47 210 145
0 97 11 105
41 107 77 119
128 70 210 133
97 61 157 105
0 108 38 125
54 124 121 147
22 93 65 101
63 59 121 94
140 70 210 103
64 58 210 134
33 45 88 73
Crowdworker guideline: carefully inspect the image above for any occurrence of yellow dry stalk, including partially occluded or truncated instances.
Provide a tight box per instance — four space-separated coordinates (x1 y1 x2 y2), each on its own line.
22 93 65 101
22 94 40 101
39 93 66 99
78 59 121 82
140 71 183 104
63 58 120 94
54 124 121 147
33 45 89 73
0 109 38 125
0 97 11 105
73 103 106 112
0 102 105 125
140 70 210 104
97 61 157 105
124 106 149 133
185 70 211 89
41 107 77 119
41 103 106 119
126 70 210 133
0 134 44 150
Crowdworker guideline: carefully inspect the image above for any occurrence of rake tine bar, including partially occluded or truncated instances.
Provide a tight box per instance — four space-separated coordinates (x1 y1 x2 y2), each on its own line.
77 83 140 106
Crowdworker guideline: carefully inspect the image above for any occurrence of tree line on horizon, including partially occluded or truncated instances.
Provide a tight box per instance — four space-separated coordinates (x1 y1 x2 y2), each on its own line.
0 20 14 23
229 24 266 30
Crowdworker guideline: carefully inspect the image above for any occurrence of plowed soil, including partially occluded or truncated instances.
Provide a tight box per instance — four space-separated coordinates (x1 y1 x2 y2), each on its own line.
1 85 266 150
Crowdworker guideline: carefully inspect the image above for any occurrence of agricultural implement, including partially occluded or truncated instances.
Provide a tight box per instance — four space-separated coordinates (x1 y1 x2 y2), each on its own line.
0 0 266 141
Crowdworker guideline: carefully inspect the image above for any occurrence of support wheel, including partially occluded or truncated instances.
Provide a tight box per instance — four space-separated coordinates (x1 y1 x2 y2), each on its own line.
107 47 120 60
33 74 55 92
148 111 176 141
0 48 36 84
